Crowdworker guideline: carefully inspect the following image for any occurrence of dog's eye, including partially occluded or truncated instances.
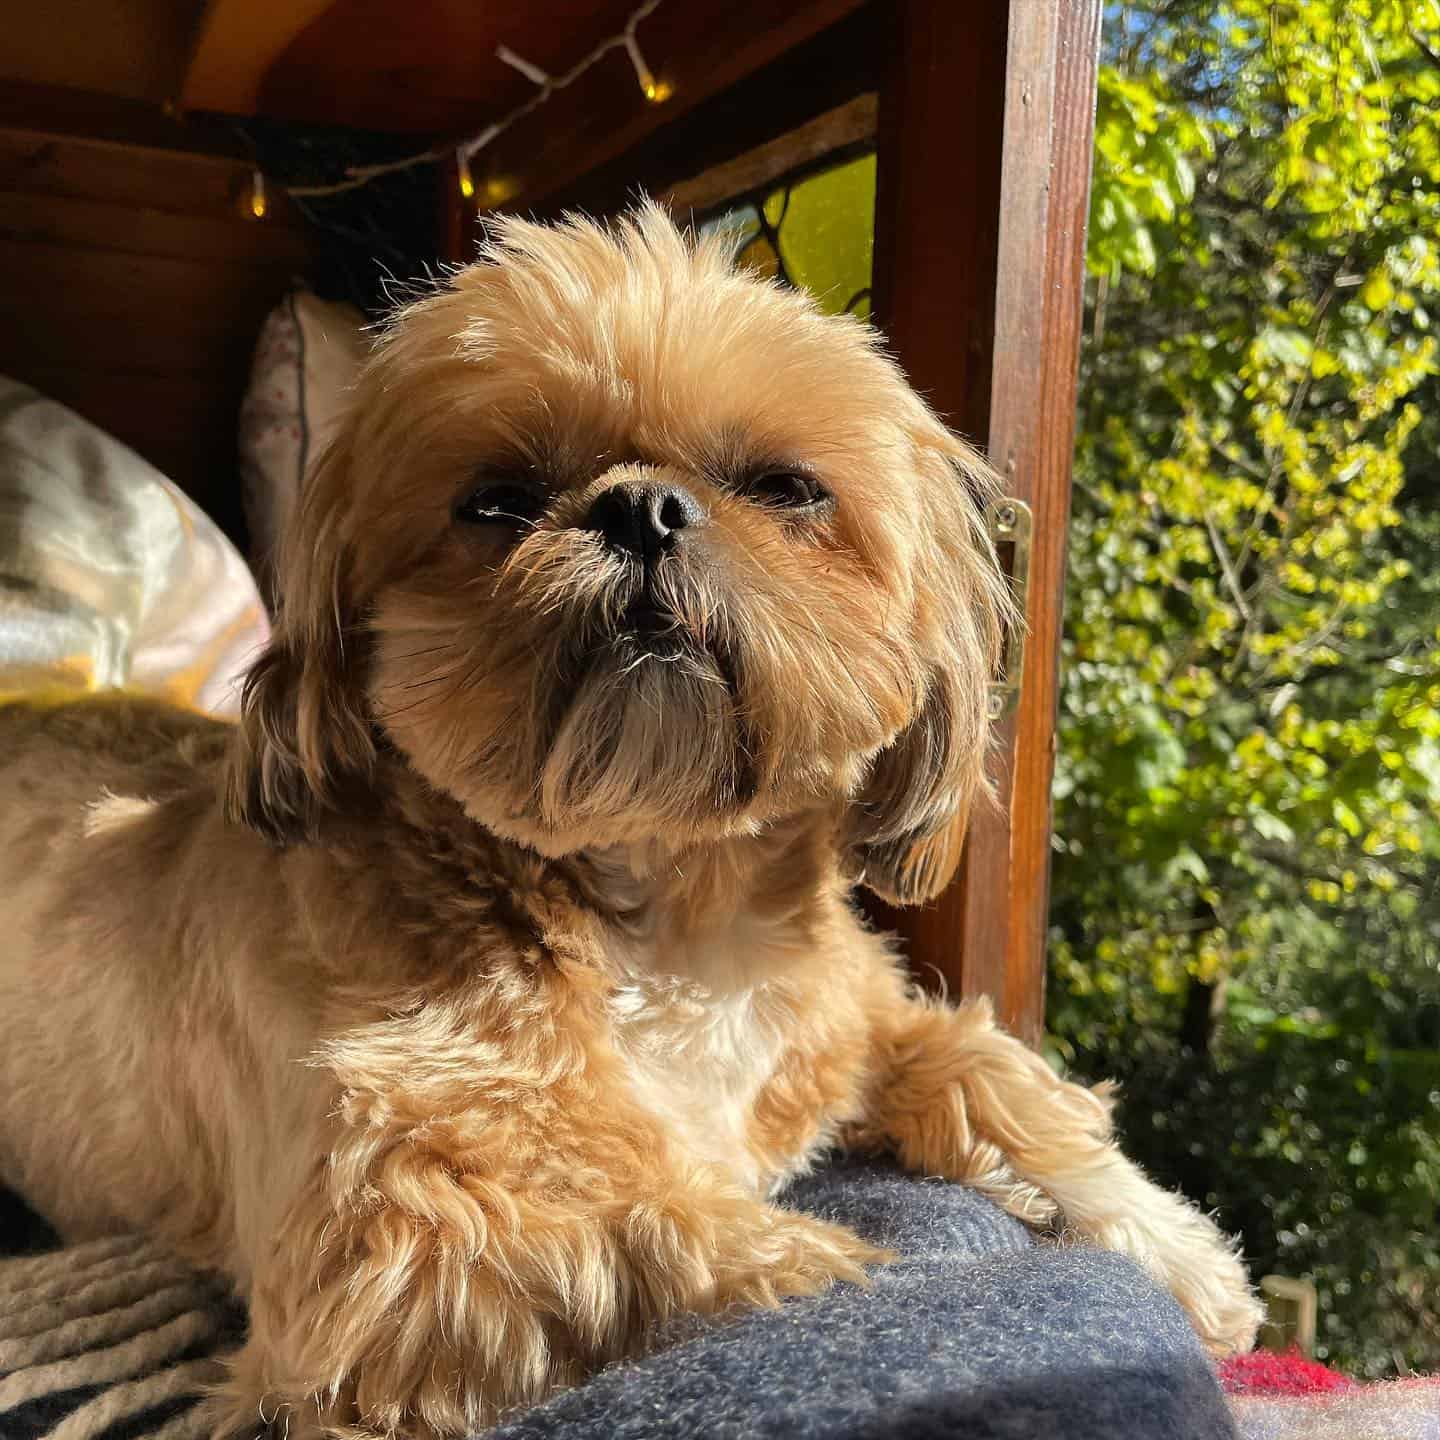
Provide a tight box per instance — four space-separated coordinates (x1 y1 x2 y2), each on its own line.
456 482 544 527
741 469 831 511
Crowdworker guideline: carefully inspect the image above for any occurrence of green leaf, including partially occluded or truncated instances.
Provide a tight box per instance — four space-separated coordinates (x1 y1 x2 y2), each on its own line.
1333 800 1363 838
1253 811 1297 844
1362 273 1396 310
1258 326 1314 367
1165 847 1212 885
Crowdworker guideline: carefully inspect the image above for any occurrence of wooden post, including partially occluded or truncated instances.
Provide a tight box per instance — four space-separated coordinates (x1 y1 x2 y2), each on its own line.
872 0 1101 1044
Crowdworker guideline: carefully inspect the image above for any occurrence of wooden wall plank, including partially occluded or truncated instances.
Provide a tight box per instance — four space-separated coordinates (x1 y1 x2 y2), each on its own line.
0 81 251 159
0 127 306 226
0 238 294 347
0 190 310 266
0 303 266 381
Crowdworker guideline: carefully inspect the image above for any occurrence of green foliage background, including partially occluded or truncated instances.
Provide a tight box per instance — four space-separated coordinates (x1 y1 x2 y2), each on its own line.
1051 0 1440 1374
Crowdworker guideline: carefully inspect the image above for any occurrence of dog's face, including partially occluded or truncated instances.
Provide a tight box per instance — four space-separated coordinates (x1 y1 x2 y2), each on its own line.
228 206 1010 904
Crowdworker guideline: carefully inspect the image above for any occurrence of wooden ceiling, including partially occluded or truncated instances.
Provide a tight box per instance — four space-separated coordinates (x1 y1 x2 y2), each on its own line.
181 0 867 136
182 0 870 218
1 0 205 107
2 0 636 131
2 0 871 221
253 0 641 134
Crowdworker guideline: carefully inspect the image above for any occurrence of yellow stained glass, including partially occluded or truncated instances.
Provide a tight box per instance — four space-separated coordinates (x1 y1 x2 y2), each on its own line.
700 151 875 320
772 154 875 318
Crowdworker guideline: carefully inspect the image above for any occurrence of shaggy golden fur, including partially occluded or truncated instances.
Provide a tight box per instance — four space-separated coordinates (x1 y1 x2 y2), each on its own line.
0 206 1261 1439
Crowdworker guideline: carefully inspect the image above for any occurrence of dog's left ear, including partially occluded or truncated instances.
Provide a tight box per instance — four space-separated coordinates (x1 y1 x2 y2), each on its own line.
848 664 989 906
224 437 375 844
848 439 1012 906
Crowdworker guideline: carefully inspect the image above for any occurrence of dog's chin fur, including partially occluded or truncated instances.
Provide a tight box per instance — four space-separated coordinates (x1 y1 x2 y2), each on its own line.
0 205 1261 1440
372 563 891 859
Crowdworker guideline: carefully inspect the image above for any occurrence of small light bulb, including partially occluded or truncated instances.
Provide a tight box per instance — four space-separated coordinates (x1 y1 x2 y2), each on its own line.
625 35 670 106
457 152 476 201
248 170 267 220
483 175 518 207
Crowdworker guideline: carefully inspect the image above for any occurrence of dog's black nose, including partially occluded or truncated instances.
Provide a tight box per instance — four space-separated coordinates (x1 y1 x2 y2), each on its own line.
586 484 703 562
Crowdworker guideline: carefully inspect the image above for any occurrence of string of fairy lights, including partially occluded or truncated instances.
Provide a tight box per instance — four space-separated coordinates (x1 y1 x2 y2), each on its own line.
242 0 670 220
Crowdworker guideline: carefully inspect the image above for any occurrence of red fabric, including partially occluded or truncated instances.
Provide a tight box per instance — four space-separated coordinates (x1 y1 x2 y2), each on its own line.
1218 1348 1357 1397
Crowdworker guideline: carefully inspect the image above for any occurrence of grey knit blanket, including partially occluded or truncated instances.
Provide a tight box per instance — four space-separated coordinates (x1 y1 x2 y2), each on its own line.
1 1162 1238 1440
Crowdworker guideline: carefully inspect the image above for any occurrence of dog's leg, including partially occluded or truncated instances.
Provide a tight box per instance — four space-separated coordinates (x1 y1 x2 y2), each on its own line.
211 1151 885 1440
855 991 1262 1357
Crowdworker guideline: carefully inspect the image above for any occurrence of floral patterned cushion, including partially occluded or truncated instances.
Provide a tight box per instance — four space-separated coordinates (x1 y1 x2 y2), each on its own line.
238 291 368 597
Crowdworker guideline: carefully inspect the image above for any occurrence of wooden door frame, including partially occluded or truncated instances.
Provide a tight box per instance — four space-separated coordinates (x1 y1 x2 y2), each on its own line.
872 0 1102 1044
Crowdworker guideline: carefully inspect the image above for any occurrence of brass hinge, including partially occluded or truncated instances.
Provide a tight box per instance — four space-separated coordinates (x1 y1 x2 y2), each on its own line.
987 496 1032 720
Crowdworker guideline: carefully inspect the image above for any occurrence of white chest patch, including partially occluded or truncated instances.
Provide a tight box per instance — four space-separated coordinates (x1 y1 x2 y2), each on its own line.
605 921 794 1194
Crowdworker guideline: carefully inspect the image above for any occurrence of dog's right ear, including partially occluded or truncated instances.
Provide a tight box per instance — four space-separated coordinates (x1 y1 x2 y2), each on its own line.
224 438 375 844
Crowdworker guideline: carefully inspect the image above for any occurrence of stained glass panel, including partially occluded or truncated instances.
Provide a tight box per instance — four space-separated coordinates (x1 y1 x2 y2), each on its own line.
700 150 876 319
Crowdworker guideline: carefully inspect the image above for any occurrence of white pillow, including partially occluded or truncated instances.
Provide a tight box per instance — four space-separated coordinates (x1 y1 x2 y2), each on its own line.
238 291 369 594
0 377 270 717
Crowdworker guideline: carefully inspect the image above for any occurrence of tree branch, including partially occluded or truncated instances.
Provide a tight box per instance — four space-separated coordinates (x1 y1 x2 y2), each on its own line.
1204 507 1254 622
1409 28 1440 74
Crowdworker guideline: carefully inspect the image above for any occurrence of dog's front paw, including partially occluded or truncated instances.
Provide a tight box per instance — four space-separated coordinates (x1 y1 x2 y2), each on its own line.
708 1207 893 1309
623 1186 892 1317
1160 1230 1265 1357
1084 1201 1263 1357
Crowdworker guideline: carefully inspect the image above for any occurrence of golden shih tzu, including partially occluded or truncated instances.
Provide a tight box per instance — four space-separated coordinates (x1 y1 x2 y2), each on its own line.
0 205 1260 1439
